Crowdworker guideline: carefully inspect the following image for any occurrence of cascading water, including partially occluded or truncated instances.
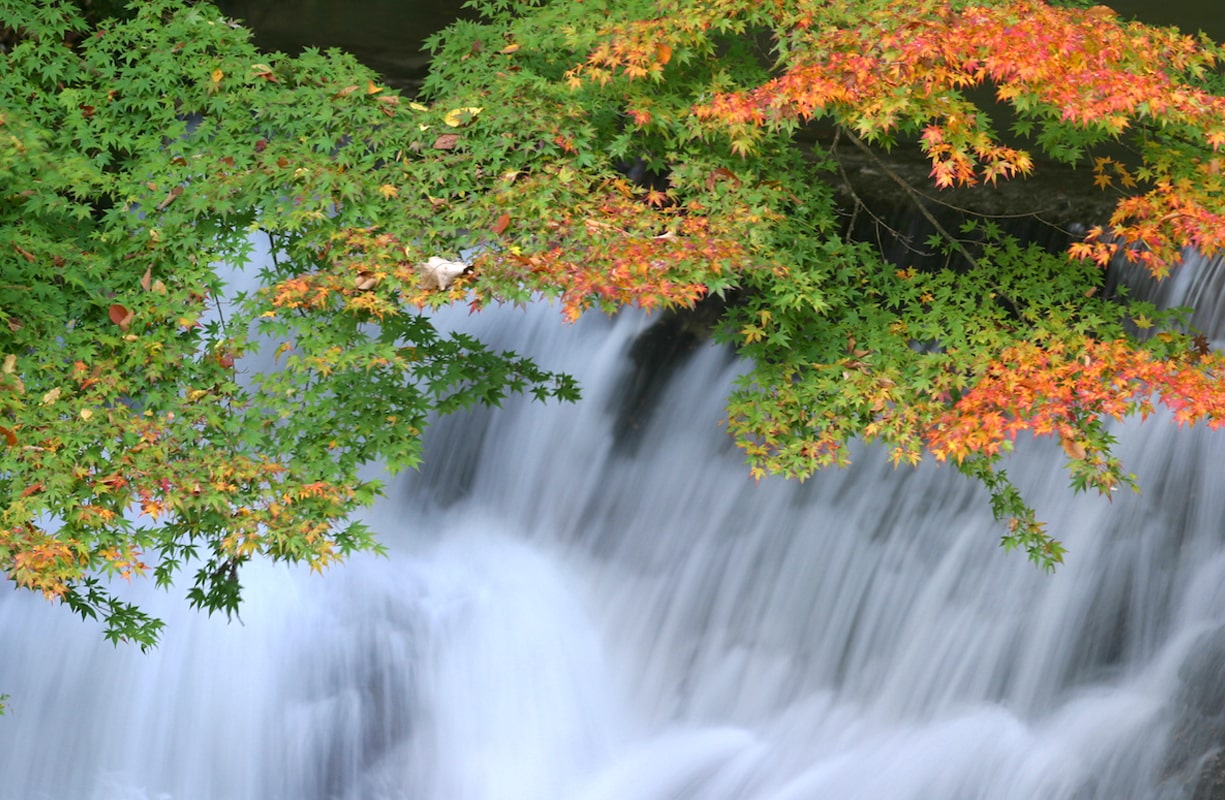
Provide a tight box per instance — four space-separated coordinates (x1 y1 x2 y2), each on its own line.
4 260 1225 799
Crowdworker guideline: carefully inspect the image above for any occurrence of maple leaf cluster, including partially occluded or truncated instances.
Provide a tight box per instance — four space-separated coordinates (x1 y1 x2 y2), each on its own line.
927 339 1225 460
572 0 1225 276
6 0 1225 660
527 0 1225 564
471 187 752 321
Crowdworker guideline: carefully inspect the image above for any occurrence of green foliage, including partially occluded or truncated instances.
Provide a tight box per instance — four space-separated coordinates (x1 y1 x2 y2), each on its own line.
5 0 1225 656
0 0 578 646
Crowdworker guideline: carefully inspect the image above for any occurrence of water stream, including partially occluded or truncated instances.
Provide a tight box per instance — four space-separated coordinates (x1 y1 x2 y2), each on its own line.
4 248 1225 797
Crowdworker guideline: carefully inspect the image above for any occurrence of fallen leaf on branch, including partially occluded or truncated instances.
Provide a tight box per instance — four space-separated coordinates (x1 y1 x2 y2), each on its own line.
443 107 483 127
109 304 134 329
1060 437 1087 460
418 257 468 290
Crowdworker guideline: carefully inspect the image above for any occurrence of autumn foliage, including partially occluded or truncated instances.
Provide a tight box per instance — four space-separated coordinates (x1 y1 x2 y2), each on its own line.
3 0 1225 662
447 0 1225 565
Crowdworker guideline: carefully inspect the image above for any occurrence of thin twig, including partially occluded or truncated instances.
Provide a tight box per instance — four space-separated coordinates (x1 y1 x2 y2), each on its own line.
838 129 1024 318
830 130 935 260
842 130 981 269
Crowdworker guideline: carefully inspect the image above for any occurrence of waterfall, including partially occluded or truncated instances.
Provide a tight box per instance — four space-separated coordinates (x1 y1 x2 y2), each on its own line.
3 272 1225 798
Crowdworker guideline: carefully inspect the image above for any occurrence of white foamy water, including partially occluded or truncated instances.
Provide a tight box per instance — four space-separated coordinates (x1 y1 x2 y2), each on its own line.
3 277 1224 798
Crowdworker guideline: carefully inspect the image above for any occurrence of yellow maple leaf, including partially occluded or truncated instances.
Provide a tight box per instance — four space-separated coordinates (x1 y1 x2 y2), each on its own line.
443 107 483 127
379 184 399 199
141 498 166 521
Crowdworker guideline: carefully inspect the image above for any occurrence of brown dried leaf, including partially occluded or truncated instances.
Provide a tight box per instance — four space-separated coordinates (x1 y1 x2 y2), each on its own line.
109 304 134 330
1060 437 1087 460
156 185 183 211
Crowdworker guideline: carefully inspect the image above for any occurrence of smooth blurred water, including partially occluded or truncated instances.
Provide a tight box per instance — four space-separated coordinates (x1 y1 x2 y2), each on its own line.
3 272 1225 797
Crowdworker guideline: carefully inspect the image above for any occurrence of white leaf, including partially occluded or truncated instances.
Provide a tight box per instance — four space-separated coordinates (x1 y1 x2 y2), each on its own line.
418 257 469 290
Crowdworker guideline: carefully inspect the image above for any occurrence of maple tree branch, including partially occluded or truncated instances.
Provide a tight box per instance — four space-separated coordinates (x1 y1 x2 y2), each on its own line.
841 130 981 269
839 129 1024 319
830 129 936 260
837 169 936 261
